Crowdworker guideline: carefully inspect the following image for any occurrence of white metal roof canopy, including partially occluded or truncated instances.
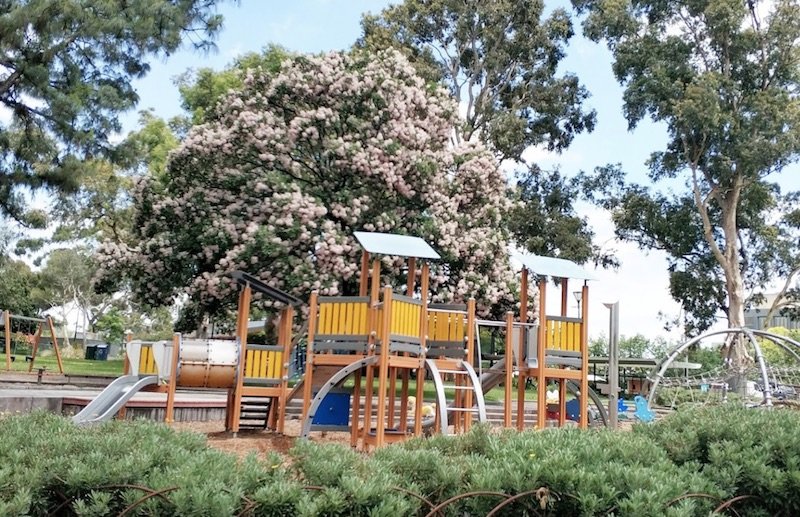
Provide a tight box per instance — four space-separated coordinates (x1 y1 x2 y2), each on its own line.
354 231 440 260
514 253 597 281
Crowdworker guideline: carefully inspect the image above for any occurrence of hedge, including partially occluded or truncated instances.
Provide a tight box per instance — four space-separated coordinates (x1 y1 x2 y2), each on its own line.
1 407 799 515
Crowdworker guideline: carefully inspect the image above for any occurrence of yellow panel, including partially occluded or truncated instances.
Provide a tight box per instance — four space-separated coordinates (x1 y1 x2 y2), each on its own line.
353 303 362 334
258 350 266 378
575 322 583 352
332 303 341 335
339 302 348 335
138 346 147 374
145 346 156 373
318 304 329 334
346 303 356 334
431 313 441 340
245 350 253 377
567 322 578 351
360 303 368 334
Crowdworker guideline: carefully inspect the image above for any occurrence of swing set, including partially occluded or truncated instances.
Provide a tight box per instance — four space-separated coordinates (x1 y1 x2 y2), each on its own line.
1 310 64 374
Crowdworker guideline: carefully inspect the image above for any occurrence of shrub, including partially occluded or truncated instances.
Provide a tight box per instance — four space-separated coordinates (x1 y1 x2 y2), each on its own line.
4 408 800 515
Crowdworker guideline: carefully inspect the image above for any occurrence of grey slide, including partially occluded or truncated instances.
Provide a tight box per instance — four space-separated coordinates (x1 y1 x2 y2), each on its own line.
72 375 159 425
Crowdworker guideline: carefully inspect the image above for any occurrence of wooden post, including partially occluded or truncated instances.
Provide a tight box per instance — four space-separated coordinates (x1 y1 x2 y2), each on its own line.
27 323 43 373
350 368 362 448
302 291 319 423
123 332 132 375
361 260 382 447
406 257 416 296
374 287 393 447
399 368 409 433
503 311 513 427
4 310 12 370
230 285 252 435
359 251 370 296
165 333 181 424
47 317 63 374
415 262 430 436
277 305 294 434
119 332 133 420
580 283 590 429
388 366 397 429
464 298 476 430
558 277 568 427
536 277 547 430
517 270 529 430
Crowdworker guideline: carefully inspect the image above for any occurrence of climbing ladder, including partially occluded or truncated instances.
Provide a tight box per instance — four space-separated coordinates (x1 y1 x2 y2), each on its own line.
425 359 487 434
237 397 273 430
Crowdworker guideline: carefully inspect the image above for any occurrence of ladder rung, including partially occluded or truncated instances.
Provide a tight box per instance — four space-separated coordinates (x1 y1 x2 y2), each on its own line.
446 407 481 413
440 385 475 390
436 369 468 375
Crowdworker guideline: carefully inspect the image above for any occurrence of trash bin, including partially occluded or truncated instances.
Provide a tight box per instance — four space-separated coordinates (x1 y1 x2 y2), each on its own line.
84 344 97 360
95 344 109 361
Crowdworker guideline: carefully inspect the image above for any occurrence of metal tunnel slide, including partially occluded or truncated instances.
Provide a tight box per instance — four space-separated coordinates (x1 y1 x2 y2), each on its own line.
72 375 159 426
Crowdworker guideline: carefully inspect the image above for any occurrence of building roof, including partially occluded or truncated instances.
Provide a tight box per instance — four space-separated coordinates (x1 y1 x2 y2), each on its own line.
354 231 440 260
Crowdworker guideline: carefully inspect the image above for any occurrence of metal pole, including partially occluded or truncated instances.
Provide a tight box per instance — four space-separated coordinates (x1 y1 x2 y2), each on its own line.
604 302 620 429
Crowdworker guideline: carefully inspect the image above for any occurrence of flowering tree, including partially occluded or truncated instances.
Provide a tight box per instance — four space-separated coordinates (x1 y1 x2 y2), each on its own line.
96 50 516 326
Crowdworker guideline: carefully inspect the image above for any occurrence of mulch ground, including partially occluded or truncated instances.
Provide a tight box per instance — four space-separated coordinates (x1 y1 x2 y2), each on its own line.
171 419 353 460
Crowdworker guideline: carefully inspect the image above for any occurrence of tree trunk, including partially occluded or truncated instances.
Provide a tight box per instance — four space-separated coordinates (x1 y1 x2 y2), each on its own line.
719 195 752 374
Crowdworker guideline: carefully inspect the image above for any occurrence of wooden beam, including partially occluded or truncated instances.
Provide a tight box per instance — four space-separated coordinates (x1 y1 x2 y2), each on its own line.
47 317 63 374
520 268 528 323
165 333 181 424
536 278 547 430
560 278 568 317
359 250 370 296
580 283 590 430
464 298 476 430
374 287 393 448
302 291 319 423
27 322 43 373
406 257 416 296
504 311 513 428
4 310 11 370
230 285 252 434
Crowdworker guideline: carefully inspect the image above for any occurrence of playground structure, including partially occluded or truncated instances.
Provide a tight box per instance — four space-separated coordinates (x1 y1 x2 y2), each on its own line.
73 271 303 429
74 231 604 447
299 232 600 448
2 310 64 374
647 328 800 408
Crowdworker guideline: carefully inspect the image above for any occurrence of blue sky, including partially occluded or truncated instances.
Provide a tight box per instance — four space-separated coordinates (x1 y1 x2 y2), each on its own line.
118 0 748 342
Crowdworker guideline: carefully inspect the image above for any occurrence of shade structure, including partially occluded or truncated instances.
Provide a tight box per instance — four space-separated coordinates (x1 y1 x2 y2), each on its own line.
354 231 440 260
514 253 597 281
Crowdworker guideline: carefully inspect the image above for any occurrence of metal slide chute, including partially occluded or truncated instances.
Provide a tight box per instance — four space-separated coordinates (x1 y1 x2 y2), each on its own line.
72 375 159 426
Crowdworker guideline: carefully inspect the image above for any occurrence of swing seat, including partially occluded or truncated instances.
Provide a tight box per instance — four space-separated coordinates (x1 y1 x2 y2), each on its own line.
25 355 33 362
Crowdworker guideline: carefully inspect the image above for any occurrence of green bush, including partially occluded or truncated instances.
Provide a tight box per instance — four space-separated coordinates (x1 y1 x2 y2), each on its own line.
3 408 800 515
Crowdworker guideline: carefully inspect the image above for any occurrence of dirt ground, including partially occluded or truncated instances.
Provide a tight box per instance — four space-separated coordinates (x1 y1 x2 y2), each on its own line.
171 415 642 461
171 418 354 460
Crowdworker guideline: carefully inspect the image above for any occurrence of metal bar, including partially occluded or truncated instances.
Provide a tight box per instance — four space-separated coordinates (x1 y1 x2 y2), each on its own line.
604 301 620 429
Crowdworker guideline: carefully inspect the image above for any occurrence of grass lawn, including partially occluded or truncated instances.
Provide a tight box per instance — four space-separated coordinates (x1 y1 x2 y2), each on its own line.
7 355 124 377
